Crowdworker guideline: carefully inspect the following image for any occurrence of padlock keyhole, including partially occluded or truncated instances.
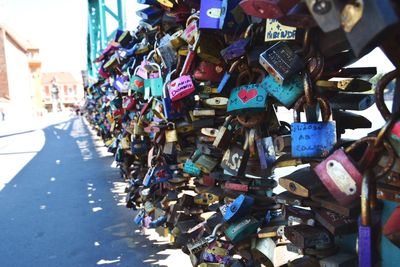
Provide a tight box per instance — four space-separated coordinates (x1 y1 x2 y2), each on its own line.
289 182 297 192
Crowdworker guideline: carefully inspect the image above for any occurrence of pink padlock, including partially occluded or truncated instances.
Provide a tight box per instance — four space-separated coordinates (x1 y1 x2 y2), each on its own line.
168 75 195 102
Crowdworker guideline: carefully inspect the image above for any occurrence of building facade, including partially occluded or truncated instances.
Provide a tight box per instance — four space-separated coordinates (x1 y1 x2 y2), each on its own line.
41 72 84 112
0 23 42 117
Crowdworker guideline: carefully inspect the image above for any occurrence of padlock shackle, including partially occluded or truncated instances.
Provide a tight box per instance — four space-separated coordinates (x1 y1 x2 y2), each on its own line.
344 137 395 178
375 69 400 121
149 63 162 76
211 223 223 237
293 96 331 122
147 50 156 61
361 169 372 226
185 13 200 27
244 23 255 39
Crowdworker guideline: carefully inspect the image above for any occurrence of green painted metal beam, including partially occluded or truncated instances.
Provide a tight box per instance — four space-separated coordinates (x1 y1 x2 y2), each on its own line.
86 0 125 81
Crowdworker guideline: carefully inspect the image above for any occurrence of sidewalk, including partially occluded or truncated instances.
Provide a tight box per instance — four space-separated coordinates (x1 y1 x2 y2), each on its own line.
0 111 75 137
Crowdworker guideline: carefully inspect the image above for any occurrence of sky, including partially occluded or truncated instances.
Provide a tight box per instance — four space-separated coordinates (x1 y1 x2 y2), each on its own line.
0 0 394 81
0 0 143 81
0 0 88 79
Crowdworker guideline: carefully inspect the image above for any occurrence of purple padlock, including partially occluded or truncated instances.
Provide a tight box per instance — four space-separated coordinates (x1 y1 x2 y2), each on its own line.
199 0 224 29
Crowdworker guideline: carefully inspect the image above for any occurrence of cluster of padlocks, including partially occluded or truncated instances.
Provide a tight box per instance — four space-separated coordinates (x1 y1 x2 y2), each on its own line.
84 1 400 266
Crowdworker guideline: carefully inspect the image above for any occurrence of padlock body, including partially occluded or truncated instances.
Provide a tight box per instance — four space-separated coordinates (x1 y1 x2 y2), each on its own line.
291 121 336 158
389 120 400 157
168 75 195 101
224 216 260 243
199 0 224 29
220 144 249 176
263 73 303 108
314 148 363 205
227 83 268 113
256 136 276 169
223 194 254 222
149 77 163 97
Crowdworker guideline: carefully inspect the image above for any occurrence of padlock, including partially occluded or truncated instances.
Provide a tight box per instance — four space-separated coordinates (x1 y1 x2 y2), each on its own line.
217 60 242 94
213 116 237 150
227 81 268 114
264 18 297 42
224 216 260 243
259 42 305 85
202 240 233 265
256 136 276 170
383 205 400 248
314 148 363 206
358 169 381 267
277 2 317 29
168 74 195 102
304 0 344 33
319 252 358 267
263 73 304 109
187 223 223 255
221 131 249 176
285 205 315 226
284 224 333 249
183 159 202 176
156 40 177 71
113 74 130 93
389 120 400 158
145 63 163 97
341 0 400 57
239 0 300 19
224 194 254 223
313 208 357 235
279 167 325 198
251 238 275 267
157 0 174 8
196 33 224 65
153 163 173 183
194 192 220 205
199 0 224 29
193 61 225 83
181 14 199 45
136 6 163 20
219 0 249 32
204 97 228 110
134 209 146 225
194 154 219 174
329 92 375 111
220 24 254 62
131 136 148 156
291 96 336 158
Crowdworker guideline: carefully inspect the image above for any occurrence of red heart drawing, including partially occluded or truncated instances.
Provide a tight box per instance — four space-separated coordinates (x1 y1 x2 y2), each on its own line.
134 80 144 88
170 81 176 87
238 89 258 103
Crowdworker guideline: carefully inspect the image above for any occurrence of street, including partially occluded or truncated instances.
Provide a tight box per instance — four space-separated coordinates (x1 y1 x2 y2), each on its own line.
0 113 190 267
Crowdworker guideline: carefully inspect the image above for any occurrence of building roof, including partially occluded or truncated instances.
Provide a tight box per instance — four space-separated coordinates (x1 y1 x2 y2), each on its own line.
0 23 37 52
42 72 80 85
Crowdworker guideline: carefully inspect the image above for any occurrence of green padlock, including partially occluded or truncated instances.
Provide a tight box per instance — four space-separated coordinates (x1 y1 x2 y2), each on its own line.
146 63 163 97
224 216 260 243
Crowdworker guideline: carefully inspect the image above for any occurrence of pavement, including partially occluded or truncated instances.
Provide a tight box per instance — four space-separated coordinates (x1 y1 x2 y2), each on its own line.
0 112 191 267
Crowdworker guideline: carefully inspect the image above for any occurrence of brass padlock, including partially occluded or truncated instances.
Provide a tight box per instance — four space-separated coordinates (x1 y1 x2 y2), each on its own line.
165 122 178 143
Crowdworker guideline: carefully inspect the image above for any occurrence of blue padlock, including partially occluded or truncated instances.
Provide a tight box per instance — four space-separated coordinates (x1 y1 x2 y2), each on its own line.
223 194 254 223
134 209 145 225
291 96 336 158
263 73 304 108
183 159 202 176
